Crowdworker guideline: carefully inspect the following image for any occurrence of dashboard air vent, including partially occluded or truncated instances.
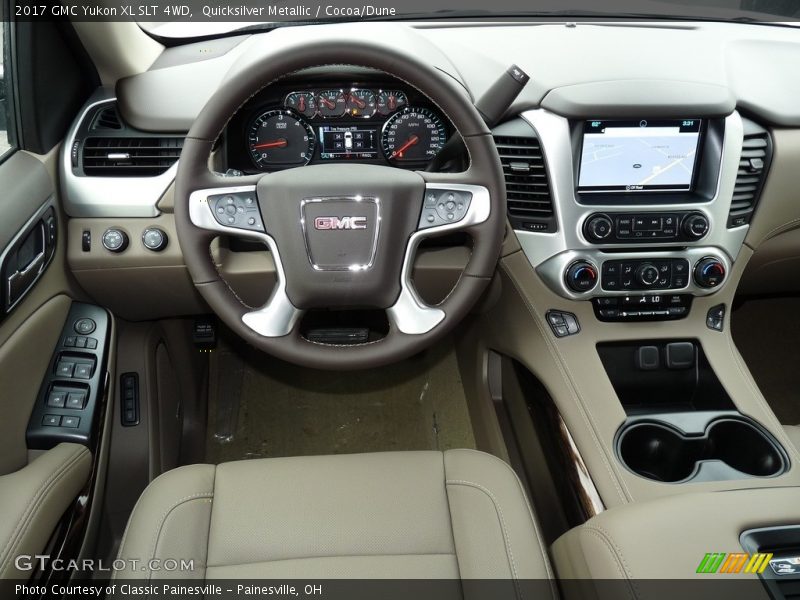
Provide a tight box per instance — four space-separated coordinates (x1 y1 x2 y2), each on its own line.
81 137 183 177
91 107 123 131
728 119 772 228
493 135 556 232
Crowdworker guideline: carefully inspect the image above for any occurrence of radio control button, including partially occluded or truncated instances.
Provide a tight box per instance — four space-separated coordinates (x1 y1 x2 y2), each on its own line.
584 214 613 242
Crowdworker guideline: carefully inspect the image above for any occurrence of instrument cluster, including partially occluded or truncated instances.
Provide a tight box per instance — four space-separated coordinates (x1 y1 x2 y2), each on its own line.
226 83 452 173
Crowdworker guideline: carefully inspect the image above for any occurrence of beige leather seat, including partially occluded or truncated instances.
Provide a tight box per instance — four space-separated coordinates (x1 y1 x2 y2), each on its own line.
116 449 554 584
786 425 800 449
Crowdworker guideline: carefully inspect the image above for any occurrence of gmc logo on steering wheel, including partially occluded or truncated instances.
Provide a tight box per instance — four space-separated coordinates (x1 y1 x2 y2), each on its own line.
313 216 368 231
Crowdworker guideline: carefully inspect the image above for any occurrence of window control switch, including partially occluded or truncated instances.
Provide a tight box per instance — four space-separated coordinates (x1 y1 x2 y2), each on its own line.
56 361 75 377
73 364 93 379
47 391 67 408
66 393 85 410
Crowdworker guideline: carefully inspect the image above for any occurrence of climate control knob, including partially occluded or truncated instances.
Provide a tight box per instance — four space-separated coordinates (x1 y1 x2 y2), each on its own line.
565 261 598 293
584 214 613 242
694 258 726 288
682 213 710 240
635 263 660 287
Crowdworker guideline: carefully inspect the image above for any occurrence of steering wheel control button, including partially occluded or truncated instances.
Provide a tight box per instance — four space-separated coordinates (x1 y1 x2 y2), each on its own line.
102 228 128 253
142 228 168 252
418 189 472 230
707 304 726 331
74 318 96 335
208 192 264 232
546 311 580 338
694 257 726 288
565 261 598 293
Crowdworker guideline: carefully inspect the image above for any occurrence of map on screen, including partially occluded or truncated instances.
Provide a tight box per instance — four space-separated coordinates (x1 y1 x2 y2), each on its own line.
578 119 702 193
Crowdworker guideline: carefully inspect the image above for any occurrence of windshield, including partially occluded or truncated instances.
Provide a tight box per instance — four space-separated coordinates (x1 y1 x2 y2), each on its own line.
138 0 800 39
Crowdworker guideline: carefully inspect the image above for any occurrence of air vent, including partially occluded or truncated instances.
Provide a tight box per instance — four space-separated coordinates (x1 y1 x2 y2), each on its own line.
493 135 556 232
728 119 771 228
82 137 183 177
91 107 123 131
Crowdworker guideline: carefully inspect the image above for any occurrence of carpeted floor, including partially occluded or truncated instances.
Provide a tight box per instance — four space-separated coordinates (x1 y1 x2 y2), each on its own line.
205 332 475 464
732 296 800 427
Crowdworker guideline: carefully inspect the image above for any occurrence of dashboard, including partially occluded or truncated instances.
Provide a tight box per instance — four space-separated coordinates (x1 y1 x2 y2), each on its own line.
224 78 454 173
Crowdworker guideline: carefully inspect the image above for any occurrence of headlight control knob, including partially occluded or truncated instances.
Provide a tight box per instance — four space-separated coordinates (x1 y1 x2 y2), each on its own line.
694 258 726 288
565 261 598 293
142 227 168 252
102 228 129 253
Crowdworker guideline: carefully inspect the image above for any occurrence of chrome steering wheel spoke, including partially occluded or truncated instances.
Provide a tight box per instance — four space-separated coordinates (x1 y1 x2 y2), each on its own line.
189 184 303 338
387 182 491 335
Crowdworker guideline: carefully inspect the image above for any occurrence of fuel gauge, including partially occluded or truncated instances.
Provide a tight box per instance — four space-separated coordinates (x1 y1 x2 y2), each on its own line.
377 90 407 115
284 91 317 118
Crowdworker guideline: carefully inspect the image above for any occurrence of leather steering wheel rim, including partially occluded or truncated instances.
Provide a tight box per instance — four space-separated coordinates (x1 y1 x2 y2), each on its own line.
174 34 506 370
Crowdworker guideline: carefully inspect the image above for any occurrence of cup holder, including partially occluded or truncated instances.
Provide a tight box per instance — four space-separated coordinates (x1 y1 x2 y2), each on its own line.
618 418 786 483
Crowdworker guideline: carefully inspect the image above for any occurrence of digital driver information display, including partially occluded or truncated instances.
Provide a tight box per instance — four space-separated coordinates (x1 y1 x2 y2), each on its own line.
318 125 379 160
578 119 702 193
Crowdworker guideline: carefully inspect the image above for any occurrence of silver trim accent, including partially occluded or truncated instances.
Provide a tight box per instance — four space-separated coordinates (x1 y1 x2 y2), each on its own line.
189 183 490 338
515 109 747 300
538 247 731 300
189 185 302 338
387 183 491 335
299 196 381 271
0 197 57 312
61 89 178 218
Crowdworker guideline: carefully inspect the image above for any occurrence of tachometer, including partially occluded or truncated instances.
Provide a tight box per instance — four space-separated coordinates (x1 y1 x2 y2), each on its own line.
376 90 407 115
247 110 315 169
284 91 317 118
316 90 347 118
381 107 446 164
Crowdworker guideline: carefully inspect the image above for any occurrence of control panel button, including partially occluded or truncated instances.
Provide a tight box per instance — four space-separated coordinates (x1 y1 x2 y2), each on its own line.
707 304 726 331
546 311 580 337
42 415 61 427
56 361 75 378
102 228 129 253
635 263 660 287
565 261 598 293
66 392 86 410
694 258 726 288
418 190 473 230
61 416 80 428
74 318 96 334
682 213 710 240
208 193 264 232
584 214 613 242
142 228 169 252
593 295 693 322
47 391 67 408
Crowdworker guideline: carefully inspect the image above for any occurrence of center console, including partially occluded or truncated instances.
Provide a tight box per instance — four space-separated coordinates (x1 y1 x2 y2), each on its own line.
509 109 771 323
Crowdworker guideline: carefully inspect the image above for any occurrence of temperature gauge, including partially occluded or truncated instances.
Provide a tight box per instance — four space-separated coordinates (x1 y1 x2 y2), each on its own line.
377 90 407 115
284 91 317 118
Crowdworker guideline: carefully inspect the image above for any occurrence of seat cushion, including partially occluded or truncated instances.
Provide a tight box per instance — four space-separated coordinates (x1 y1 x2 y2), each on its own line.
115 450 553 583
785 425 800 449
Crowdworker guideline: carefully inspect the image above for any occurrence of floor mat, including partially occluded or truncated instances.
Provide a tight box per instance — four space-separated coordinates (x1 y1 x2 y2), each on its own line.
205 333 476 463
733 297 800 427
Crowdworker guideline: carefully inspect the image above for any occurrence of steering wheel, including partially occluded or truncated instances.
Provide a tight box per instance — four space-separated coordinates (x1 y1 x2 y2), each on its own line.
174 35 506 370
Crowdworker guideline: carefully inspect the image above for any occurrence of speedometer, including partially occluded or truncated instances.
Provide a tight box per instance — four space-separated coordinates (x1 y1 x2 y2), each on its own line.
381 107 446 164
247 109 315 170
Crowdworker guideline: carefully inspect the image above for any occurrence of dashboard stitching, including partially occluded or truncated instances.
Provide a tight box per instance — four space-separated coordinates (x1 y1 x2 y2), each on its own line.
499 256 631 503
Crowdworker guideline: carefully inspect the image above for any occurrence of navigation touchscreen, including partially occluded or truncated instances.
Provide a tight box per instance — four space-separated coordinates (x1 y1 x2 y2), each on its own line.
578 119 702 193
